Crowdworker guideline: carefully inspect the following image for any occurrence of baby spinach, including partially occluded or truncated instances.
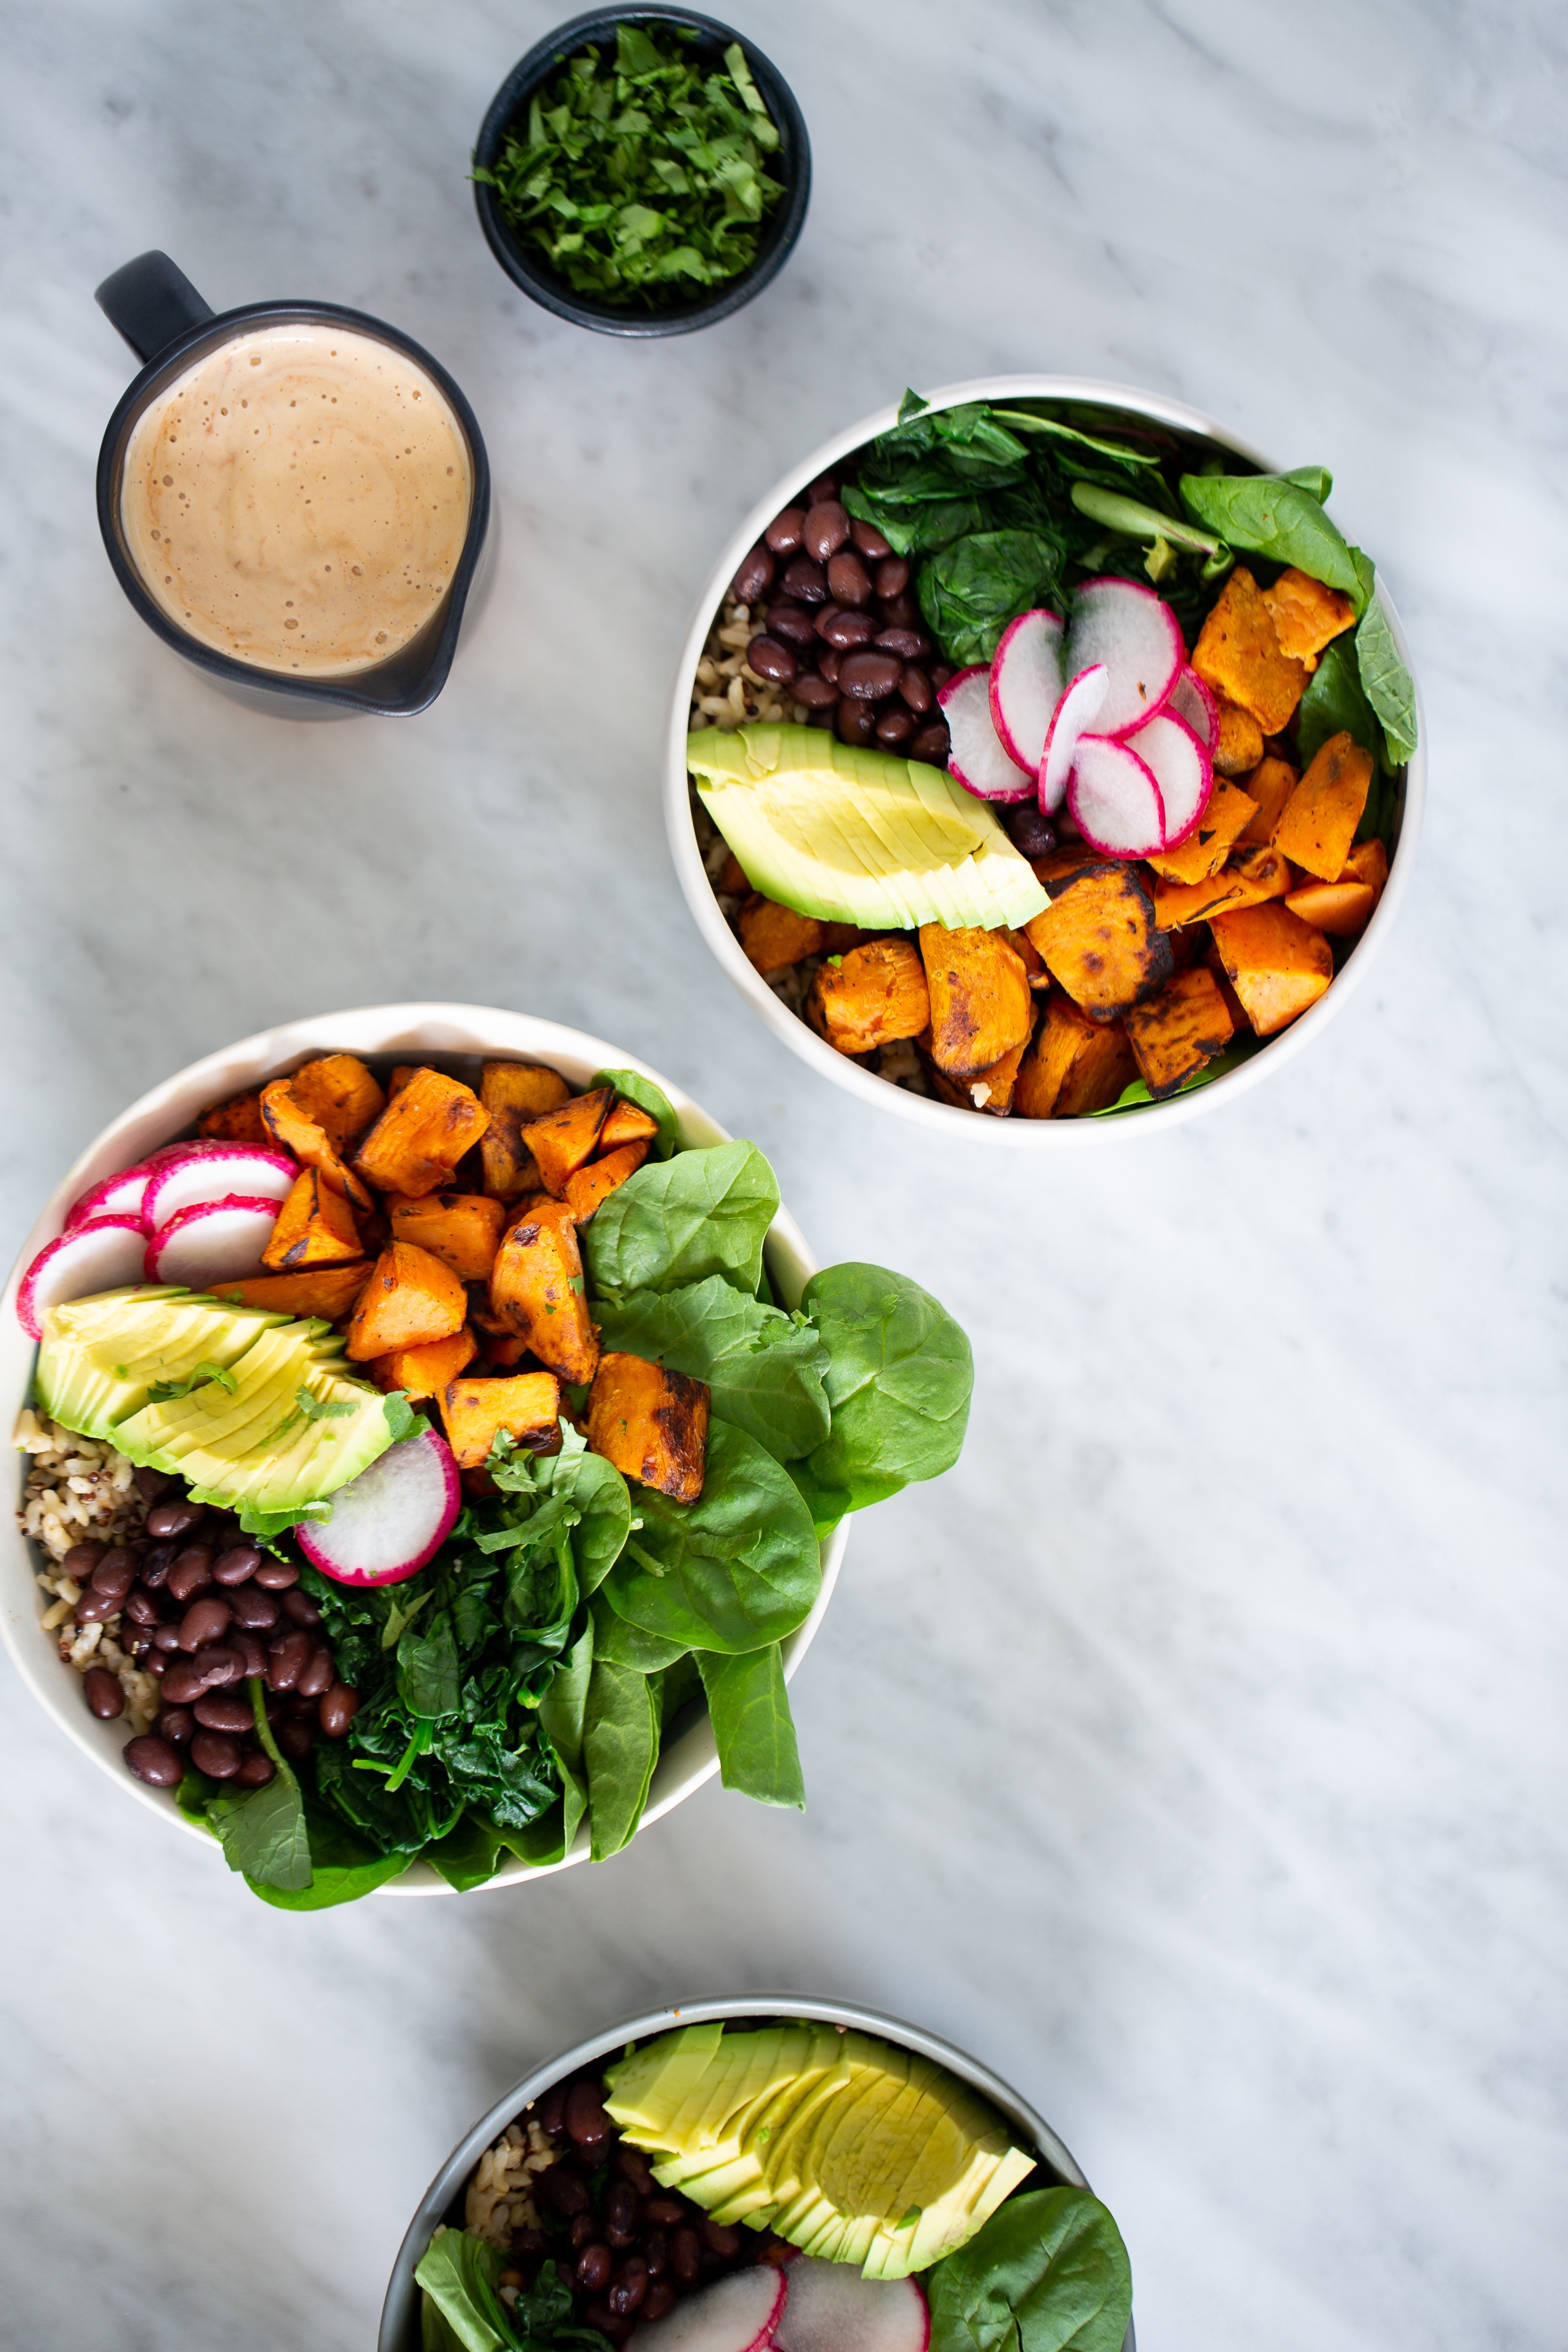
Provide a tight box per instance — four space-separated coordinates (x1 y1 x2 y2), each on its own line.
792 1264 974 1526
918 530 1067 666
698 1644 804 1808
1297 636 1385 775
417 2227 515 2352
204 1679 311 1892
590 1067 680 1159
1354 591 1419 766
1177 469 1365 607
594 1274 832 1461
927 2186 1133 2352
537 1622 594 1856
583 1139 779 1300
582 1657 663 1859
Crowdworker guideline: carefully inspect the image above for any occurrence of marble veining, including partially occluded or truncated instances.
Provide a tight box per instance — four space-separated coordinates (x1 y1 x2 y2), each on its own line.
1 4 1565 2349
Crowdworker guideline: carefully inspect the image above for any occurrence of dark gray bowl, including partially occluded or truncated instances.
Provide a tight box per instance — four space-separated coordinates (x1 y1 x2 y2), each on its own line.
379 1992 1134 2351
473 10 810 337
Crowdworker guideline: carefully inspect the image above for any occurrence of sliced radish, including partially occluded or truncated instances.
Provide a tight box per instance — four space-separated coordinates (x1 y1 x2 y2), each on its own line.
143 1142 297 1228
1038 663 1110 815
16 1217 151 1340
1167 665 1217 751
1124 706 1213 848
296 1427 460 1586
144 1194 281 1288
630 2263 786 2352
1066 736 1167 858
1065 577 1183 737
938 666 1034 802
988 609 1065 775
775 2259 929 2352
65 1144 187 1233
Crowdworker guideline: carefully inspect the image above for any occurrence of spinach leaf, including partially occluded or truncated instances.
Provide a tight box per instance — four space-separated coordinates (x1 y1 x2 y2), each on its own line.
797 1264 974 1520
1354 592 1419 765
428 1810 508 1894
595 1276 832 1461
600 1419 821 1653
538 1620 594 1855
1296 636 1386 775
698 1645 804 1809
590 1068 680 1160
591 1594 689 1673
488 1419 632 1596
205 1678 312 1892
416 2227 514 2352
926 2185 1133 2352
248 1798 410 1910
583 1140 779 1301
991 408 1166 472
1068 481 1227 566
399 1608 463 1719
918 530 1066 666
1283 462 1333 501
1178 472 1365 608
582 1657 663 1859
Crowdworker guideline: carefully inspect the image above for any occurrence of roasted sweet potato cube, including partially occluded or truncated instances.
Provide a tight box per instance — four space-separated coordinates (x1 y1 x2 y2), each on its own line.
520 1087 613 1198
919 925 1033 1077
565 1141 649 1222
1211 693 1265 777
1055 1022 1138 1116
261 1168 362 1272
442 1372 563 1472
1341 838 1389 899
1209 903 1333 1036
1013 994 1099 1119
586 1353 709 1504
1192 566 1308 734
1144 779 1259 885
1274 732 1373 881
1024 865 1174 1022
1283 878 1376 932
1261 567 1357 670
599 1098 661 1150
198 1089 269 1146
738 895 827 975
1151 845 1294 929
1236 754 1299 845
261 1080 374 1212
479 1061 569 1199
346 1241 467 1361
389 1066 417 1095
489 1201 600 1384
351 1067 489 1201
286 1055 387 1151
387 1190 506 1282
209 1261 372 1321
367 1326 477 1400
477 1329 533 1370
1007 926 1047 980
716 850 750 896
1123 968 1235 1099
1030 843 1116 893
960 1021 1035 1115
810 938 931 1056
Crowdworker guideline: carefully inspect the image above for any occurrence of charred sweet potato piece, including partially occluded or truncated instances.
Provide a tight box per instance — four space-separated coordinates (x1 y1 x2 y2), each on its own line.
442 1372 563 1472
1235 754 1299 845
809 938 931 1056
1123 967 1235 1098
261 1168 362 1272
261 1080 374 1213
599 1098 661 1150
198 1089 269 1146
1145 779 1259 885
479 1061 569 1199
367 1326 477 1401
520 1087 613 1198
1282 877 1376 933
346 1241 467 1361
1008 927 1047 981
586 1353 709 1504
565 1141 649 1222
1211 694 1266 777
1274 732 1373 880
476 1328 533 1370
1013 993 1098 1119
960 1021 1035 1115
1342 838 1389 899
209 1261 371 1321
919 925 1033 1077
490 1200 600 1385
1055 1022 1138 1116
1024 865 1174 1022
1261 567 1357 670
286 1054 387 1151
387 1190 506 1282
738 896 827 975
1029 842 1114 894
1209 902 1333 1036
389 1066 417 1095
1151 845 1294 929
351 1067 489 1200
1192 566 1308 734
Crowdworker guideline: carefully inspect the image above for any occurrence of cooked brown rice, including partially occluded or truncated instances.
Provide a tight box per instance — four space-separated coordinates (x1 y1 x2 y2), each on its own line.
14 1407 161 1733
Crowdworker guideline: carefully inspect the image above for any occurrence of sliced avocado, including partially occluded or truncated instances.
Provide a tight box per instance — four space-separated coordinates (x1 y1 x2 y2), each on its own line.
36 1286 284 1441
687 724 1048 933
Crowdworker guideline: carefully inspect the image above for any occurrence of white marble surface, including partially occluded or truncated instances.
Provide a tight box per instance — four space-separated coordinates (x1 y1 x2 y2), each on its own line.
2 2 1564 2345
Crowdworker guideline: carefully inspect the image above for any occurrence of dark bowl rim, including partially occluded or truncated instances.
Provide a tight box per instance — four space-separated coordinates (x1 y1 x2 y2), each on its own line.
472 7 811 338
95 299 492 717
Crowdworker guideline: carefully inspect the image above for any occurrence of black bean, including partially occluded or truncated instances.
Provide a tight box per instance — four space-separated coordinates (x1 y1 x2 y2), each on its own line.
818 647 841 686
731 543 774 603
764 600 816 649
540 2163 590 2219
190 1643 244 1689
295 1644 334 1699
231 1629 268 1678
226 1583 280 1631
569 2213 600 2254
146 1497 204 1540
640 2198 688 2227
190 1730 242 1779
165 1546 214 1603
671 2227 703 2284
603 2179 638 2244
73 1587 123 1626
1004 802 1058 857
133 1464 176 1504
583 2303 632 2348
61 1541 106 1583
152 1621 184 1652
850 517 893 560
234 1749 276 1788
642 2228 669 2278
85 1546 132 1596
805 473 838 506
875 626 933 661
819 607 875 651
699 2217 743 2258
827 549 872 607
802 500 850 562
194 1689 254 1733
154 1706 195 1746
275 1716 314 1762
608 2257 649 2317
779 556 828 605
124 1586 161 1628
178 1595 232 1653
614 2147 656 2194
537 2083 569 2136
839 649 904 701
139 1543 174 1590
319 1682 360 1739
746 635 797 686
931 663 955 688
159 1657 204 1706
280 1589 322 1629
837 693 879 743
877 706 915 746
251 1556 299 1591
125 1735 183 1786
641 2280 679 2326
792 671 839 710
877 590 920 630
212 1543 264 1586
911 721 952 763
576 2244 613 2296
83 1666 124 1719
763 506 805 556
899 663 933 715
875 554 910 598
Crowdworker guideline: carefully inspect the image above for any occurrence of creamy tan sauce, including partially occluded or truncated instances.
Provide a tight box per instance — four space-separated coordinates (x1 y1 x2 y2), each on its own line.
118 324 473 676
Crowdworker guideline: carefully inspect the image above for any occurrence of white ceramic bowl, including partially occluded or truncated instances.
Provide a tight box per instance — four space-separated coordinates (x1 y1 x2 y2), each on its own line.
2 1003 847 1898
666 373 1427 1142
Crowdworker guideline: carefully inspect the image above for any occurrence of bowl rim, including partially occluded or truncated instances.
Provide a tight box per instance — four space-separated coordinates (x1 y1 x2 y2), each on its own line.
2 1003 846 1899
472 8 812 338
663 371 1427 1142
377 1991 1134 2352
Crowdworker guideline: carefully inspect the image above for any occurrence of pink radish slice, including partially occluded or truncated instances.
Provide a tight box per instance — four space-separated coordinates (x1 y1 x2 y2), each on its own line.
144 1195 281 1287
143 1143 297 1228
1038 663 1110 815
630 2262 786 2352
1167 665 1217 751
297 1428 460 1586
65 1144 187 1233
938 666 1035 802
988 609 1066 773
1124 706 1213 848
773 2259 929 2352
1066 736 1168 858
16 1217 151 1340
1065 576 1184 737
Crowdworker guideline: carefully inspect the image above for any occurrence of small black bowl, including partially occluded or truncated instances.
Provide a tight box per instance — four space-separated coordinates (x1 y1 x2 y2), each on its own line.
473 8 810 337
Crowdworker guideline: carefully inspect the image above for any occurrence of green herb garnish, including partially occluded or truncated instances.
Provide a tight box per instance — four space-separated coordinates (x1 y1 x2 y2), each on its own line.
146 1360 238 1404
475 25 785 308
